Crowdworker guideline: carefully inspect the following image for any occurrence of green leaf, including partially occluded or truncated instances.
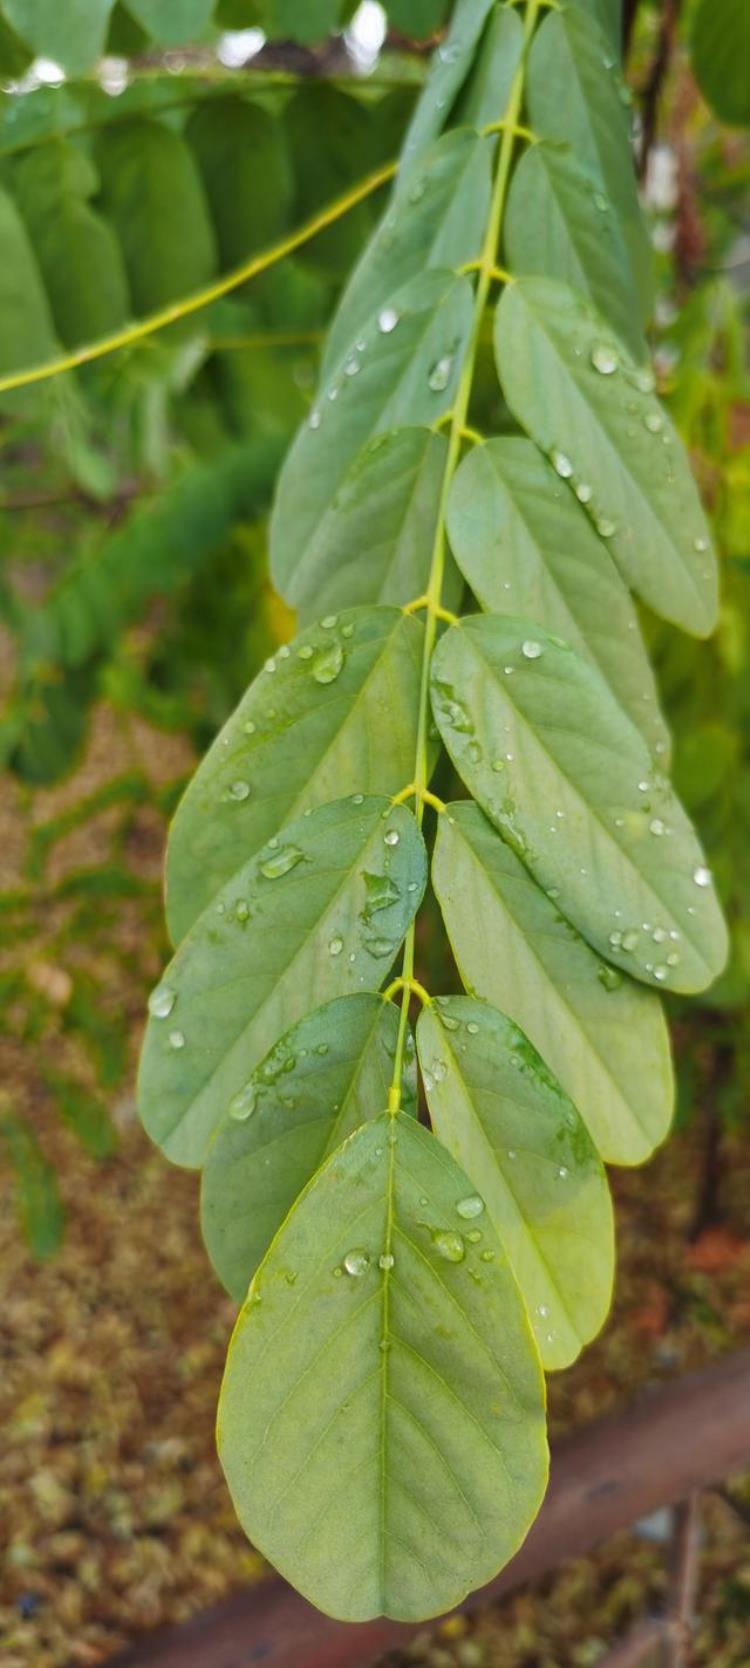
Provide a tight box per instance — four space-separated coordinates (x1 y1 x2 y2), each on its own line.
281 429 464 624
186 96 294 270
417 995 614 1369
432 804 674 1166
202 993 417 1300
323 129 492 379
0 11 32 77
94 118 217 315
262 0 340 42
126 0 214 42
270 269 474 600
568 0 622 58
431 616 728 994
217 1110 548 1621
495 277 719 637
526 7 652 320
400 0 496 169
504 142 646 362
453 3 524 131
3 0 114 74
166 606 425 942
285 85 381 280
388 0 450 33
140 796 426 1168
446 436 670 757
0 183 58 401
10 138 129 347
0 1111 64 1258
45 1072 117 1159
690 0 750 127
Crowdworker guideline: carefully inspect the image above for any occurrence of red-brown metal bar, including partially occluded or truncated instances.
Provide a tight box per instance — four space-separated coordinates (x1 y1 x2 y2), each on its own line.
110 1348 750 1668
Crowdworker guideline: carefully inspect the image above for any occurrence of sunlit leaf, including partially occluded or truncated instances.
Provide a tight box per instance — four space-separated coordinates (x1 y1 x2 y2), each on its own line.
495 277 719 636
166 606 425 942
432 803 674 1166
202 993 417 1299
140 797 426 1167
417 994 614 1369
218 1111 548 1621
431 615 728 993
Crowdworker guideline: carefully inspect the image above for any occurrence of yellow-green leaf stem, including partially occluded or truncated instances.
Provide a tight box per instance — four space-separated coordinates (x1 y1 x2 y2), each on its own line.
388 0 542 1115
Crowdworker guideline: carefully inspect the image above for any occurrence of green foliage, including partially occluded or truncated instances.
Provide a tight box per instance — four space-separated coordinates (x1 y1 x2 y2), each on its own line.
0 1106 64 1257
690 0 750 128
135 0 730 1624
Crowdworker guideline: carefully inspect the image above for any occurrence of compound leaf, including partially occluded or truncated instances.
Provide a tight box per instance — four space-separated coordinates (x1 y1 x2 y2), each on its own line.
417 995 614 1369
431 616 728 993
432 804 674 1166
140 797 426 1168
217 1111 548 1621
166 606 425 942
94 117 217 314
446 436 669 757
495 277 719 636
201 992 417 1300
399 0 496 169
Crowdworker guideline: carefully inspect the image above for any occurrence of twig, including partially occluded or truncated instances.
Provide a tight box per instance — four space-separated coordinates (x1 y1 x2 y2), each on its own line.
638 0 683 181
661 1495 701 1668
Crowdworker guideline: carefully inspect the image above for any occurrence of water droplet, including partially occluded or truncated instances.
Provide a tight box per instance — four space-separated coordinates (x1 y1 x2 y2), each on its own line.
596 517 617 538
575 481 592 503
378 1253 395 1271
428 354 453 393
622 929 639 951
653 966 668 982
328 936 343 957
344 355 360 377
168 1030 185 1050
432 1229 465 1263
592 343 618 375
633 367 656 393
235 899 250 923
694 536 708 553
343 1248 370 1277
430 1058 447 1084
466 1020 479 1035
261 845 304 879
537 1304 550 1318
298 643 313 660
312 642 344 685
378 306 399 334
308 408 321 430
558 1166 569 1179
243 719 256 735
551 449 573 478
522 639 543 660
148 985 175 1019
351 792 364 805
598 964 622 991
229 780 250 801
609 930 623 948
384 829 400 847
480 1249 495 1263
644 412 663 434
456 1195 484 1220
649 818 667 837
491 758 505 773
229 1081 257 1120
507 1149 517 1161
693 866 712 888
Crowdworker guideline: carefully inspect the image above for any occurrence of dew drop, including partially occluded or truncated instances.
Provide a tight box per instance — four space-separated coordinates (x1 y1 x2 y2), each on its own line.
432 1229 465 1263
456 1195 484 1220
551 449 574 478
694 536 708 553
312 642 344 685
229 1081 257 1120
378 306 399 334
343 1248 370 1277
229 780 250 801
378 1253 395 1271
558 1166 569 1179
384 829 400 847
428 354 453 392
328 936 344 957
591 343 618 375
466 1020 479 1035
308 408 321 430
596 517 617 538
148 985 175 1019
168 1030 185 1050
235 899 250 923
522 639 543 660
644 412 664 434
649 818 667 837
297 644 313 660
693 865 712 887
243 719 256 735
575 481 592 504
260 845 304 879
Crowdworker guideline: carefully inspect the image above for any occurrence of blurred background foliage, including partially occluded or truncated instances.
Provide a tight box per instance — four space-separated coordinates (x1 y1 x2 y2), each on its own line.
0 0 747 1257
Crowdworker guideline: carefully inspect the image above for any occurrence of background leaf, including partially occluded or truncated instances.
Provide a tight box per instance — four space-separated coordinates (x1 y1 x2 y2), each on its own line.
690 0 750 128
3 0 114 74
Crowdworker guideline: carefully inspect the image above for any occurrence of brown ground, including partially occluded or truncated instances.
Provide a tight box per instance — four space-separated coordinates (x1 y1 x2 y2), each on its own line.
1 704 749 1668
